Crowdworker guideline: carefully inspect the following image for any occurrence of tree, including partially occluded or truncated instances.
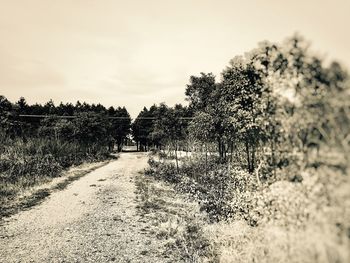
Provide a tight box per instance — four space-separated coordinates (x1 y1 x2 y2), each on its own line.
185 73 229 159
132 107 154 151
16 97 29 114
72 112 110 150
0 96 13 139
189 112 215 175
110 107 131 152
185 72 217 111
221 56 266 173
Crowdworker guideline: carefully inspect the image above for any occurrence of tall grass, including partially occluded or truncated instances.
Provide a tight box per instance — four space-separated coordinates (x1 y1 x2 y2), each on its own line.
0 136 110 199
146 151 350 262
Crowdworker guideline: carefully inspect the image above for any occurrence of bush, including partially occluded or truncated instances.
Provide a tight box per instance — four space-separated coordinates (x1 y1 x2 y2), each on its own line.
146 156 258 222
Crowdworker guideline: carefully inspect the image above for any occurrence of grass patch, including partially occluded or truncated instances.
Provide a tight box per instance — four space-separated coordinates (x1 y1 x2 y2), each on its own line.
135 173 218 262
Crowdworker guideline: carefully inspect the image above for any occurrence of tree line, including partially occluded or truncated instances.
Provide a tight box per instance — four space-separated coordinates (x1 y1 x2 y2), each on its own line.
0 97 131 152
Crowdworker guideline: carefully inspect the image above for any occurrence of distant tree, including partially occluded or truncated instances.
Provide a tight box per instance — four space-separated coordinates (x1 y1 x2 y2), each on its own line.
185 72 217 111
0 95 12 113
16 97 29 114
0 96 13 139
73 112 110 149
132 107 154 151
56 102 75 116
43 99 56 114
110 107 131 152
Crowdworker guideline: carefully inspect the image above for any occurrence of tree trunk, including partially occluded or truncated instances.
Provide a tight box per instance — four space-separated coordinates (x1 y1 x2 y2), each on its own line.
175 141 179 173
223 142 227 160
271 138 276 178
205 142 208 178
255 160 262 186
218 138 222 159
251 143 256 173
245 140 251 173
230 141 234 163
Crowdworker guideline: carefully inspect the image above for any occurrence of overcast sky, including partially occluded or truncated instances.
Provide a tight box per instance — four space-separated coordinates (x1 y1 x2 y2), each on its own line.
1 0 349 118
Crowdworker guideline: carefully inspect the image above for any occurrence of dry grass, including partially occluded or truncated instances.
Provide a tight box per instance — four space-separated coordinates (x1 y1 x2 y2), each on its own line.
204 166 350 263
206 220 349 263
135 173 219 262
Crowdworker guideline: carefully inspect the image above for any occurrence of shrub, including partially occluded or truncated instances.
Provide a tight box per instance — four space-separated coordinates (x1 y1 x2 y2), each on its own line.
146 156 258 222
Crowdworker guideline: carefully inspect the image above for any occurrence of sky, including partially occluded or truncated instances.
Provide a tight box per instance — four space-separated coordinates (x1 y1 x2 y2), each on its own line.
1 0 349 118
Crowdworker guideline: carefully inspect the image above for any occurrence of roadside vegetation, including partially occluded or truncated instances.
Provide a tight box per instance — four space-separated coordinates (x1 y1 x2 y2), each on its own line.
0 97 131 213
140 34 350 262
135 172 218 262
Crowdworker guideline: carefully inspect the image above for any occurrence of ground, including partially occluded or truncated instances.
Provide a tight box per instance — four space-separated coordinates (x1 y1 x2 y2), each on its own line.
0 153 213 263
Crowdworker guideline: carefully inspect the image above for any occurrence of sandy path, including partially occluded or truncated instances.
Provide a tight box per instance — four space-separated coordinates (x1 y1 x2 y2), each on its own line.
0 153 169 263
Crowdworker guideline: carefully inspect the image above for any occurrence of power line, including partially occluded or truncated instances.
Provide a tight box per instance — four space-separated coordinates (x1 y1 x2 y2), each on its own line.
133 117 194 120
19 114 129 119
19 114 76 119
18 114 194 120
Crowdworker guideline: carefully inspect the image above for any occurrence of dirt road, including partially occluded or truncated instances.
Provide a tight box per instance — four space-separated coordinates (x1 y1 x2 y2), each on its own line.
0 153 176 263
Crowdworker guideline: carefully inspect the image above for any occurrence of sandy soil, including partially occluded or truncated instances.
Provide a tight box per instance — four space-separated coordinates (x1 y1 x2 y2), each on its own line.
0 153 173 263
